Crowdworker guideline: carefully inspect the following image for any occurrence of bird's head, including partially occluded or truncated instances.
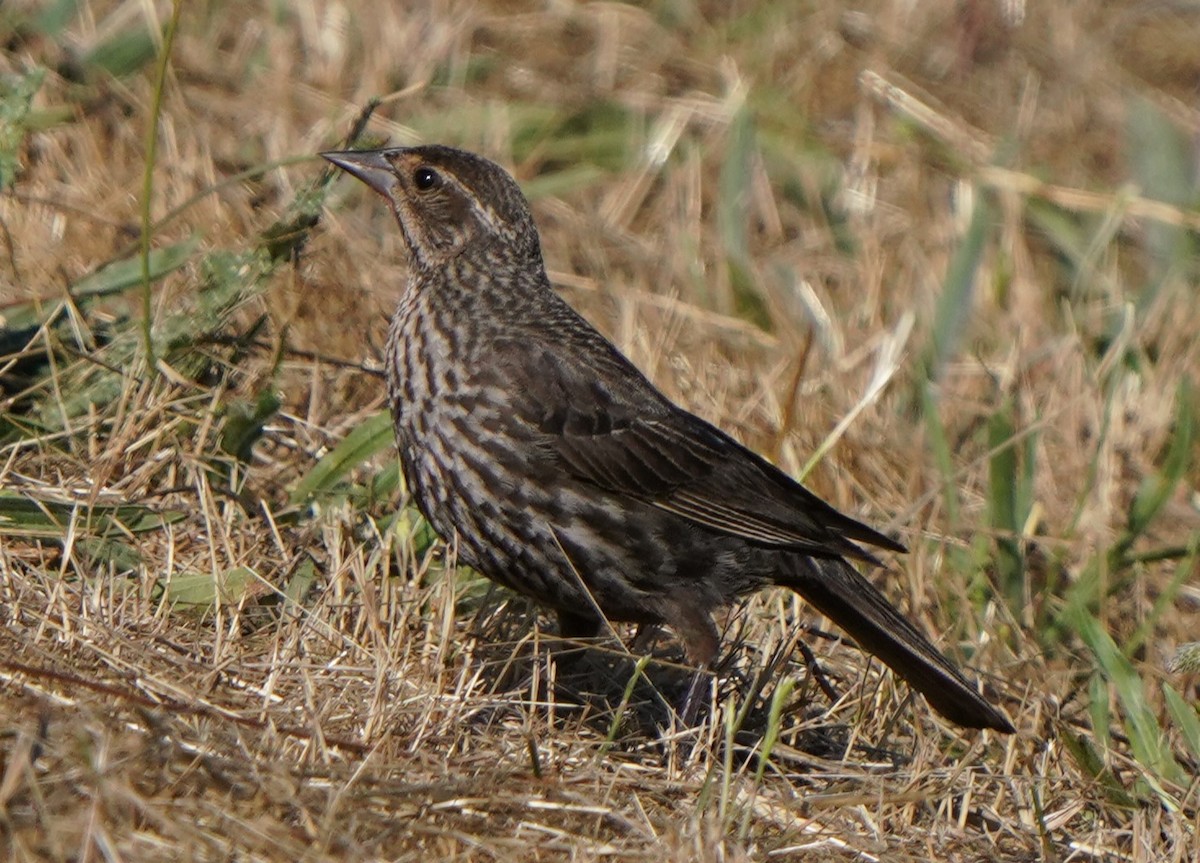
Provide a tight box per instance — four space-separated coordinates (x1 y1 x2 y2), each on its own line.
322 145 541 270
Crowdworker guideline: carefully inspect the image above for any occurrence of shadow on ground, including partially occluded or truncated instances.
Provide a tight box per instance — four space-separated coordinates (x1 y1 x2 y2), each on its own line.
459 600 914 771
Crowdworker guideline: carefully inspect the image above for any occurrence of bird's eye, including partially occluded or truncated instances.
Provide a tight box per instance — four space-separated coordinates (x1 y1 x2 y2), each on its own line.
413 167 440 191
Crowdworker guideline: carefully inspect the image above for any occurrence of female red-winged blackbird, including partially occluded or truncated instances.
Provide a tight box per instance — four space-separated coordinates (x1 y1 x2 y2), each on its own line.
322 145 1013 733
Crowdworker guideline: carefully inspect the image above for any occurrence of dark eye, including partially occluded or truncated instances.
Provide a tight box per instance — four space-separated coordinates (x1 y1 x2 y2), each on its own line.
413 167 440 191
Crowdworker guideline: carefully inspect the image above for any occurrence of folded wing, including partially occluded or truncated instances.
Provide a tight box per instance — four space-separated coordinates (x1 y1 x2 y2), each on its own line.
495 334 904 562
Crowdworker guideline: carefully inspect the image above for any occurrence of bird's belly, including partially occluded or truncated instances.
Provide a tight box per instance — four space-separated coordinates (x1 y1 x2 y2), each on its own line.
395 395 704 620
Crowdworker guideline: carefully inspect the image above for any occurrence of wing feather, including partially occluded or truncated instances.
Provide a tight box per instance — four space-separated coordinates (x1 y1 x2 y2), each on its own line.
488 325 904 561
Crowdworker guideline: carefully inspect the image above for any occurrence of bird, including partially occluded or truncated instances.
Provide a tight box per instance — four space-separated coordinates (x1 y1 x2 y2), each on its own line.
321 144 1014 733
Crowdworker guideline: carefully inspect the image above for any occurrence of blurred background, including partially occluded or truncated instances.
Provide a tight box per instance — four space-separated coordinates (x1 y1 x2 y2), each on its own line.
1 1 1198 860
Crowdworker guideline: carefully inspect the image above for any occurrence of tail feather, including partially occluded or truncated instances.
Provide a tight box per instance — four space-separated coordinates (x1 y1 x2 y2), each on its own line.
781 557 1014 733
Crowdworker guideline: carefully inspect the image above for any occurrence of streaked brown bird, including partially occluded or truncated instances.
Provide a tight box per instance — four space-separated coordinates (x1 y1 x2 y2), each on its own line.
322 145 1014 733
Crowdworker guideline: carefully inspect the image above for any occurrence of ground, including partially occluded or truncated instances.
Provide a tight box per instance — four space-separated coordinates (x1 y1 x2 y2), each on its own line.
1 1 1198 861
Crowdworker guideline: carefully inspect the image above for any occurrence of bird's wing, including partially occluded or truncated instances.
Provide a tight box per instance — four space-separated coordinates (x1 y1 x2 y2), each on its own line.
492 331 904 562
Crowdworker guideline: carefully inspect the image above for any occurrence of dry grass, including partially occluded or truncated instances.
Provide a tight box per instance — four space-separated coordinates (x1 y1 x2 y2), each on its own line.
2 1 1199 860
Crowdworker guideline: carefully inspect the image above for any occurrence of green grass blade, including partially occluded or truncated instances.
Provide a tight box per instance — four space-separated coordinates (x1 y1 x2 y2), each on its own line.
926 191 991 379
1162 684 1200 762
0 492 183 539
987 397 1025 613
0 67 44 191
1072 609 1184 786
83 29 158 78
220 390 282 464
139 0 184 372
1127 97 1197 310
719 105 766 324
1121 379 1193 557
163 566 256 608
290 410 395 506
1059 727 1140 809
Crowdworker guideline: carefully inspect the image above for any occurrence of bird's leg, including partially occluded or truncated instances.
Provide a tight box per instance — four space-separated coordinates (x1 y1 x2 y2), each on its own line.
553 609 601 669
557 608 602 642
629 622 662 654
793 632 842 704
680 670 711 726
664 597 720 725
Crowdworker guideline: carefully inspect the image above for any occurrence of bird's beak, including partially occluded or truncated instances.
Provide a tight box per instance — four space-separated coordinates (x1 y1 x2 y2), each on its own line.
321 149 396 197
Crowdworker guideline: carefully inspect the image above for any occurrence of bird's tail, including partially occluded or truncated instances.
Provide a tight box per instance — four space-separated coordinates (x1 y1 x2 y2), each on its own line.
779 556 1014 732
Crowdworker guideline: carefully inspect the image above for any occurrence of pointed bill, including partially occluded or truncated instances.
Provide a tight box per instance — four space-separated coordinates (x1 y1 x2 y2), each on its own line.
321 149 397 197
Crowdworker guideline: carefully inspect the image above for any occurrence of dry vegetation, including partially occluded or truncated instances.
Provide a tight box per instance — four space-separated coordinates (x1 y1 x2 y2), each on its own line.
2 0 1199 860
